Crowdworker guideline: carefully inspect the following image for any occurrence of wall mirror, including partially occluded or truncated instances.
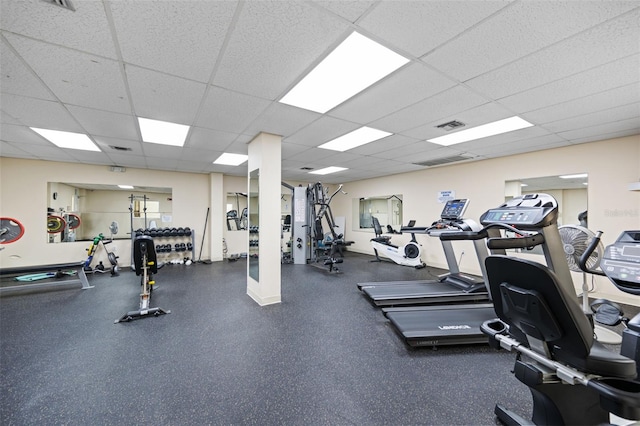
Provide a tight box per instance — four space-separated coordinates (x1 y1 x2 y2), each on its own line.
248 170 259 281
47 182 172 243
505 174 588 227
352 195 403 233
226 192 248 231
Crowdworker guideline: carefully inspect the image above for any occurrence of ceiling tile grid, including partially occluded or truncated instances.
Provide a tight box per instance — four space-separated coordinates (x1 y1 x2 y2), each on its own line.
0 1 638 182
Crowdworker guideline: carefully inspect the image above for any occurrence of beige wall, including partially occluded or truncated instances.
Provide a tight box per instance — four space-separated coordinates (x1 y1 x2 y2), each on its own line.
1 158 212 268
2 135 639 304
330 135 640 305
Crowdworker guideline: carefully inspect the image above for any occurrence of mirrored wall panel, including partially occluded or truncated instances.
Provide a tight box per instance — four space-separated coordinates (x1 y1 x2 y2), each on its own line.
248 170 259 281
47 182 172 243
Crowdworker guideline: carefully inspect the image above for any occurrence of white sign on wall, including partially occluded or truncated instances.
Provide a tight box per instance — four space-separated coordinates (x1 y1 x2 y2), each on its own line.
437 190 455 203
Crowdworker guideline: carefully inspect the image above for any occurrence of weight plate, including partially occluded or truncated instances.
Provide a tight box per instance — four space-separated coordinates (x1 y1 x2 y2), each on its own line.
47 215 66 234
0 217 25 244
65 213 81 230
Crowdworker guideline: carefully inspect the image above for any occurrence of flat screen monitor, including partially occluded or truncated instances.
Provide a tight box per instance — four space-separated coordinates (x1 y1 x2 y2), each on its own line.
440 199 469 220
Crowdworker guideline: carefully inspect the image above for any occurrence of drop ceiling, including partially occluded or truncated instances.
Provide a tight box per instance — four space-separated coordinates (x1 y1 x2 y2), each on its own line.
1 0 638 184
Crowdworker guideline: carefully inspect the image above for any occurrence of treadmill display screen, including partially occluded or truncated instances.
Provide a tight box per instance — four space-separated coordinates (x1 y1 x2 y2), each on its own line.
440 199 469 220
483 209 540 225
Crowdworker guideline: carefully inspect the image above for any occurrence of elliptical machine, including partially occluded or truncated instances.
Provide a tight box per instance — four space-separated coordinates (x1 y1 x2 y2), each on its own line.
580 230 640 379
370 218 425 269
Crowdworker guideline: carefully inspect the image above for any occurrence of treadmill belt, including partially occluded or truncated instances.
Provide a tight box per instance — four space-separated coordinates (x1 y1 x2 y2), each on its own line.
384 304 496 347
361 281 489 307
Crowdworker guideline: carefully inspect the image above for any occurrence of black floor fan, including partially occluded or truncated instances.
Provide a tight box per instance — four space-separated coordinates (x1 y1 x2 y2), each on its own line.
197 207 211 264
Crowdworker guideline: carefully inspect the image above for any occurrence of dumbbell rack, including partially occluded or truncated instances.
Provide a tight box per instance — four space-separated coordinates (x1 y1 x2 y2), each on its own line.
130 228 196 265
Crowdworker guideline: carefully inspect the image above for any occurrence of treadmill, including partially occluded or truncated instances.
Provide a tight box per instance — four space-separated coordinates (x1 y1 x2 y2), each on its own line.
382 193 564 347
358 199 490 307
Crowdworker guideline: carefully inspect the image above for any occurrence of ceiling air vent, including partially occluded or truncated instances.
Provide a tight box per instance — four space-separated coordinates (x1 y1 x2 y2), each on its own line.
414 155 473 167
436 120 465 131
41 0 75 11
300 167 314 171
109 145 132 152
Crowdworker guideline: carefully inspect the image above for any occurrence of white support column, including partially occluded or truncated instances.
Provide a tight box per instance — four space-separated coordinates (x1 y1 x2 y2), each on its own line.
210 173 224 262
247 132 282 306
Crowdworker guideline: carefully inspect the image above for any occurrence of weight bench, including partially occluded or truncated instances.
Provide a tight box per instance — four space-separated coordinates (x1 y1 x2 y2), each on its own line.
481 255 640 425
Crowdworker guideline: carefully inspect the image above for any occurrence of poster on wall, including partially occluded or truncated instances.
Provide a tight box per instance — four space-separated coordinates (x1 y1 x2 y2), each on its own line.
437 190 455 203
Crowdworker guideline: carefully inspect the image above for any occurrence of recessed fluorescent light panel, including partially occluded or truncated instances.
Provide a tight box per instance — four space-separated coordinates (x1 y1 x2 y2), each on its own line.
559 173 588 179
279 32 410 113
427 116 534 146
318 127 392 152
118 185 134 189
213 153 248 166
309 166 348 175
30 127 100 151
138 117 189 147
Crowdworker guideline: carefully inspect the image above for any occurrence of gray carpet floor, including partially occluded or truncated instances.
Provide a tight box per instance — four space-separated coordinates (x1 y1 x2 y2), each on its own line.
1 252 633 425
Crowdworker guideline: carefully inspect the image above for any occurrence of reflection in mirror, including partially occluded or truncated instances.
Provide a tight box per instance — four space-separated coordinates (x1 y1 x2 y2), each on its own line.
353 195 403 232
505 174 587 227
47 183 172 243
249 170 259 281
226 192 248 231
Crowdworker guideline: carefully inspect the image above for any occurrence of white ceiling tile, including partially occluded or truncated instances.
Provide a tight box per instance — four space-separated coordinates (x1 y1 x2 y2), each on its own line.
1 39 54 100
243 102 320 138
17 143 72 161
0 0 117 58
458 126 554 152
467 9 640 99
372 85 488 133
0 141 36 158
568 129 640 146
67 105 138 140
126 66 207 125
471 135 571 157
403 102 515 140
282 142 312 158
3 33 131 113
498 54 640 113
1 123 58 145
522 83 640 124
179 147 221 163
313 151 363 167
104 153 148 168
287 147 339 163
558 117 640 141
359 1 510 57
425 1 638 81
92 136 144 155
542 103 640 133
371 142 459 161
214 0 348 99
329 62 457 124
311 1 377 23
67 150 113 164
333 155 387 170
0 94 82 131
349 134 419 156
220 139 249 156
285 116 359 147
1 110 22 125
141 143 185 158
196 86 271 133
109 0 237 82
187 127 239 151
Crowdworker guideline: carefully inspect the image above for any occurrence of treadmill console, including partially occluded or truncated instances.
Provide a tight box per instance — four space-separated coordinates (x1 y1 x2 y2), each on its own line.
479 193 558 230
440 199 469 221
601 230 640 295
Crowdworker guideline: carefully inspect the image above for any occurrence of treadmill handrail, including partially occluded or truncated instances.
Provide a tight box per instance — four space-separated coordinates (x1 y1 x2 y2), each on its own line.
487 234 545 250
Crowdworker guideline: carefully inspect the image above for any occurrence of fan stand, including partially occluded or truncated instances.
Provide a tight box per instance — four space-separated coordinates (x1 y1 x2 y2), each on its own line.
581 273 622 345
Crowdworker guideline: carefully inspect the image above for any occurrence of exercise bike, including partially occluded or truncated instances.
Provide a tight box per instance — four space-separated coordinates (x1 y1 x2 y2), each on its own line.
370 218 425 269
